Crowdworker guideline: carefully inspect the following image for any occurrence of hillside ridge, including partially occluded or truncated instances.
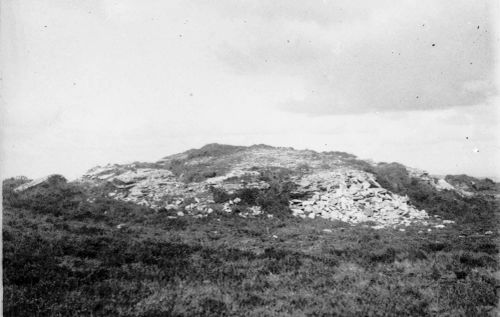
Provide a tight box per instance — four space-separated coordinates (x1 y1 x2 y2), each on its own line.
13 143 498 229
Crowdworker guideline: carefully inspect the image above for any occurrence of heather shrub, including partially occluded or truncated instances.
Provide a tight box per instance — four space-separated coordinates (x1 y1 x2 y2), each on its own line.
373 162 411 192
371 163 498 226
255 181 295 216
2 176 31 192
185 143 245 160
258 167 293 183
209 186 232 203
209 182 294 216
5 175 84 216
445 174 497 191
234 188 260 205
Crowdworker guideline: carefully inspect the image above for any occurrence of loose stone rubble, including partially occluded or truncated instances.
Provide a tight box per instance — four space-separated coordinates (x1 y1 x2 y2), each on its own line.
289 169 432 228
83 166 213 214
72 146 466 228
82 165 272 217
80 164 454 228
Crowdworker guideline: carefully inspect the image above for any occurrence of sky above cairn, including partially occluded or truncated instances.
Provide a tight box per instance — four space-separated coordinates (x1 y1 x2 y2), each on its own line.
1 0 499 180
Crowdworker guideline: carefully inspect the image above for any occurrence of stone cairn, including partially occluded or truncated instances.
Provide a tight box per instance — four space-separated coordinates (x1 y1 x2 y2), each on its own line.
81 165 453 228
289 169 430 227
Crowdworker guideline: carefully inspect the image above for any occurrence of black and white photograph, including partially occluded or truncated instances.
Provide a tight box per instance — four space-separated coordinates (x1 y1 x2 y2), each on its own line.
1 0 499 316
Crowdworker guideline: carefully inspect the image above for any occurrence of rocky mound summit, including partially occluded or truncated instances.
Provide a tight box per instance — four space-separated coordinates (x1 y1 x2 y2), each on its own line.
57 143 499 229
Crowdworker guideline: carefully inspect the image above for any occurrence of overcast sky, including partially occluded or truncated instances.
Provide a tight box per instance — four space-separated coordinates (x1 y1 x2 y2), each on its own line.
1 0 499 180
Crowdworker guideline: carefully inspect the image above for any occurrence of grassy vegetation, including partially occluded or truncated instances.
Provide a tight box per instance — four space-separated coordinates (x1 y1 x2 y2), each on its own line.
372 163 499 228
444 174 497 192
3 176 499 316
158 144 247 183
210 181 295 218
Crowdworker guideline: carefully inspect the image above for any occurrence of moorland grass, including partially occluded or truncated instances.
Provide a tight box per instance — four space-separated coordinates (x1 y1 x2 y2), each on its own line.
2 177 499 316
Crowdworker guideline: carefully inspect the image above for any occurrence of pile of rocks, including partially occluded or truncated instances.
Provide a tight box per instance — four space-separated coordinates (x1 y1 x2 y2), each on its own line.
84 167 207 212
221 198 263 217
231 147 344 171
289 169 431 227
83 166 268 217
81 162 454 227
205 169 270 193
103 169 187 207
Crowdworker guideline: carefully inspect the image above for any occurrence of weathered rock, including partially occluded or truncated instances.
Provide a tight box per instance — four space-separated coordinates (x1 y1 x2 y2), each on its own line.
14 175 55 192
363 209 374 217
288 169 433 226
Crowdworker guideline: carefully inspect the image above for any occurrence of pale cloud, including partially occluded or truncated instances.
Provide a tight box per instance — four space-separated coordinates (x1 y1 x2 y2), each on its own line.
213 0 497 114
1 0 498 181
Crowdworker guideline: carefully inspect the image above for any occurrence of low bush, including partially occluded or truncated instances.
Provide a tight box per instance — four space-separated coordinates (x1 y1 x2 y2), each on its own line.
185 143 246 160
372 163 498 227
5 175 85 216
234 188 260 205
257 167 293 183
255 181 295 216
373 162 411 192
445 174 497 192
210 186 233 203
210 181 295 216
166 160 229 183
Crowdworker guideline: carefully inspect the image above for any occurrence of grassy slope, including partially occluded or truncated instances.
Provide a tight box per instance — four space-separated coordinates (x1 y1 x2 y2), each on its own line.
3 147 500 316
3 195 499 316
